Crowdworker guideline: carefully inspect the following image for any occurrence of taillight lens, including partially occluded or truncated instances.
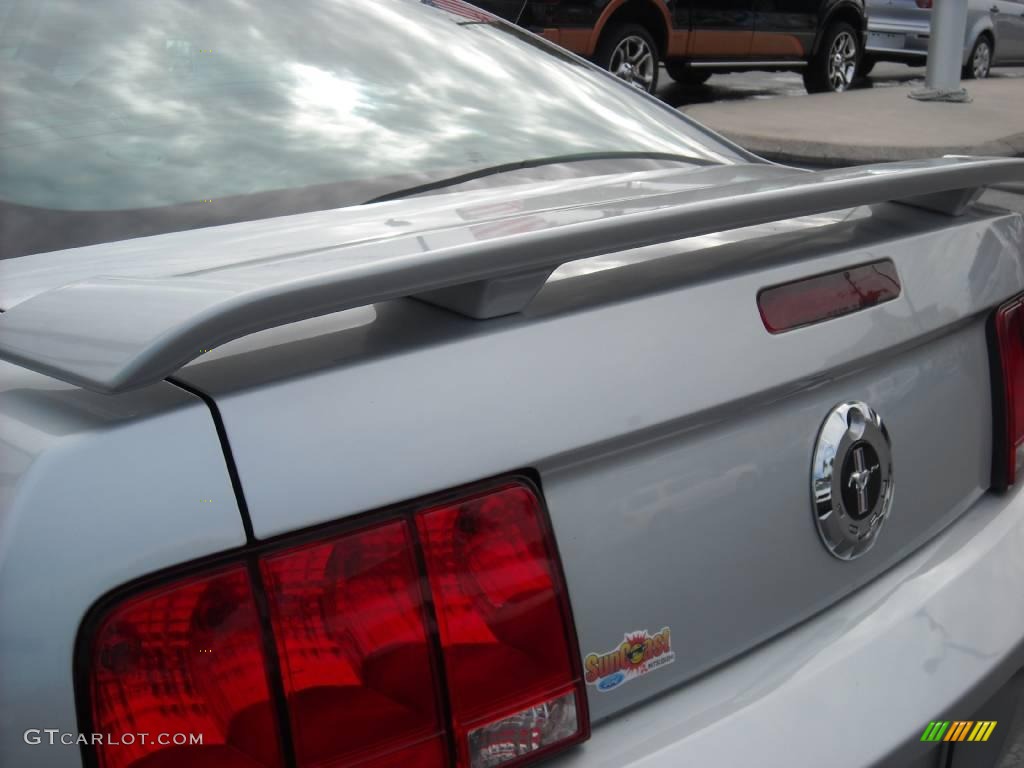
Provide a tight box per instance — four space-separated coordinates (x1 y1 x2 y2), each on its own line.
994 295 1024 487
83 479 586 768
261 520 447 768
416 484 588 768
916 0 933 8
88 566 282 768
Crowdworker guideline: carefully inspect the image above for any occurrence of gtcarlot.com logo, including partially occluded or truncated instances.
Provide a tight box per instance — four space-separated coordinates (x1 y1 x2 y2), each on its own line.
24 729 203 747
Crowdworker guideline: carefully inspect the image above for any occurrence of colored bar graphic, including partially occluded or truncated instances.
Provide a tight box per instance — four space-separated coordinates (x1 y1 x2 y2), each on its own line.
921 722 950 742
945 721 972 741
921 720 996 743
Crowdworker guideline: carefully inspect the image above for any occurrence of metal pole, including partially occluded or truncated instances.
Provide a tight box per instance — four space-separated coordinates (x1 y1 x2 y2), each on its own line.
910 0 970 102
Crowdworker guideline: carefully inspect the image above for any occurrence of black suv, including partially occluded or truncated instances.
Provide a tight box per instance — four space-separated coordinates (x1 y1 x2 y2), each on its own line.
475 0 867 94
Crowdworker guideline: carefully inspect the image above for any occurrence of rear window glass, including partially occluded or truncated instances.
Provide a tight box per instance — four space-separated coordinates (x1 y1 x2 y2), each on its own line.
0 0 739 257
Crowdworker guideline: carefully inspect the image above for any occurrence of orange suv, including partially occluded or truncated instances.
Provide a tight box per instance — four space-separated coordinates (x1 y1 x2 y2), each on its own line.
475 0 867 94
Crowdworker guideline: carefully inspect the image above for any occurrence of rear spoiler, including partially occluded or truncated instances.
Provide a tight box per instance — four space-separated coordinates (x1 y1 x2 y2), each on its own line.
1 156 1022 394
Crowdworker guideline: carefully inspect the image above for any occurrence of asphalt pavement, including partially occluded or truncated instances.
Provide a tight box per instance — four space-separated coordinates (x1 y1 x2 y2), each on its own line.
656 61 1024 108
665 63 1024 167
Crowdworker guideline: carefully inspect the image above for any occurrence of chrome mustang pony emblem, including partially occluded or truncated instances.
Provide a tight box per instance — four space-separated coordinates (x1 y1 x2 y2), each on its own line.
846 446 880 517
811 402 894 560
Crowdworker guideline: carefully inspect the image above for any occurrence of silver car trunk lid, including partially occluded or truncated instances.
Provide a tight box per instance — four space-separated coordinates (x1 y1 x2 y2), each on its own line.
164 195 1023 720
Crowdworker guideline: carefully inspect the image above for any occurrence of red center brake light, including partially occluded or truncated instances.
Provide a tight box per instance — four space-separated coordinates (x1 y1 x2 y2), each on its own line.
83 478 588 768
757 260 901 334
993 295 1024 487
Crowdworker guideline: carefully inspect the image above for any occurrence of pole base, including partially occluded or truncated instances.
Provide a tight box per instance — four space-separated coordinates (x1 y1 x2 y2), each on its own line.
909 88 971 103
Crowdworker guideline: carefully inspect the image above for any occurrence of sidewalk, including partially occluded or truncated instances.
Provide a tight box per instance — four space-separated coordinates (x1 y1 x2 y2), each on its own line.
681 78 1024 166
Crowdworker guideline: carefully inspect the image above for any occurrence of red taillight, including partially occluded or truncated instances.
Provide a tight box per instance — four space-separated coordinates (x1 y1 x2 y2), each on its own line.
83 479 587 768
994 295 1024 487
261 520 447 768
88 566 283 768
416 484 588 768
757 260 901 334
916 0 933 8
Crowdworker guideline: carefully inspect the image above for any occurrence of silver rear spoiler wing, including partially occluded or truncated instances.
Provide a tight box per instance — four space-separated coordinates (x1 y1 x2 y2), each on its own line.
2 156 1023 394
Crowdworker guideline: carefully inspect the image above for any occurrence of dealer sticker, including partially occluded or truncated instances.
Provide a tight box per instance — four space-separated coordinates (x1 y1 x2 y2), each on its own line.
584 627 675 692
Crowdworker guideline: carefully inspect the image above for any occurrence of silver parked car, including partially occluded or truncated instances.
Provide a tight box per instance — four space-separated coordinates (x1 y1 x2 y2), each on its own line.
4 2 1024 768
865 0 1024 78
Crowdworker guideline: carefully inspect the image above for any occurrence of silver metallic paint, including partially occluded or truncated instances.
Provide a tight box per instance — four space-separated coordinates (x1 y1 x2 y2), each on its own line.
0 365 246 767
176 204 1024 535
171 201 1023 725
0 201 1020 765
546 484 1024 767
1 167 1023 766
543 320 994 721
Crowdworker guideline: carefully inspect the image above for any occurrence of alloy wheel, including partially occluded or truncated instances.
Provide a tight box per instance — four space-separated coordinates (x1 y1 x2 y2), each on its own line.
609 35 656 92
827 30 858 92
973 40 991 78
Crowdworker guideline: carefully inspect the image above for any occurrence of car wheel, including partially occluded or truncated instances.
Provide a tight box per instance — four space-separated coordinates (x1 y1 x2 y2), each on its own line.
665 63 712 86
804 21 861 93
963 35 992 79
595 23 660 93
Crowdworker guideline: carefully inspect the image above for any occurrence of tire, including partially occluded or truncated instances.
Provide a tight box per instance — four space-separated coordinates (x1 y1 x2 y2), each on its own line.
856 54 876 79
803 21 861 93
963 35 993 79
665 63 712 86
594 23 660 93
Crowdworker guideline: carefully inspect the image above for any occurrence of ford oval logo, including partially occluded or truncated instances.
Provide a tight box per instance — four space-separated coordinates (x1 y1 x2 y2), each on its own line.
596 671 626 691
